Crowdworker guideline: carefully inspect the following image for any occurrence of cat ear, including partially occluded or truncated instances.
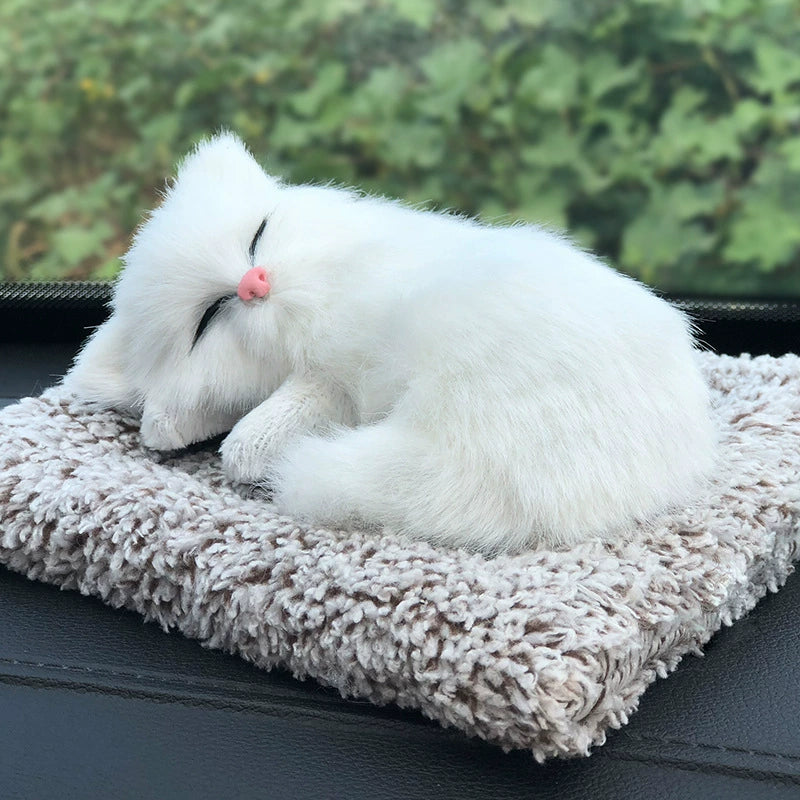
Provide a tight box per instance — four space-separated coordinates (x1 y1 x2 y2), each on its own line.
179 132 249 173
62 313 131 407
175 132 269 188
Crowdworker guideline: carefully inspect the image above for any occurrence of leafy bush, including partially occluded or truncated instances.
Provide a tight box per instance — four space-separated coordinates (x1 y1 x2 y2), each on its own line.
2 0 799 294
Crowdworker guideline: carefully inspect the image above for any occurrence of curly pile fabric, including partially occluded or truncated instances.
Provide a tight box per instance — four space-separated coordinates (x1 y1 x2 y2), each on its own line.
0 352 798 761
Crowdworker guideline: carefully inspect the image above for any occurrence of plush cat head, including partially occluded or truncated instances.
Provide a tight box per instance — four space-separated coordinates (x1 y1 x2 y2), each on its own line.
63 133 295 449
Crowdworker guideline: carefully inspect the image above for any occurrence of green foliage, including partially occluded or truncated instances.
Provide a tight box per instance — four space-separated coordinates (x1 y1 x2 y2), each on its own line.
2 0 800 294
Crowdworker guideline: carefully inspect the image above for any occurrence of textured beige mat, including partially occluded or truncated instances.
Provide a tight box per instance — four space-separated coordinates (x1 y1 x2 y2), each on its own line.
1 352 798 760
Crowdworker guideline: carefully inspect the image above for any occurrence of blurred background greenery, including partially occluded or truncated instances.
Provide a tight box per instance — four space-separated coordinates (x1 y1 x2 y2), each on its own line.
1 0 799 294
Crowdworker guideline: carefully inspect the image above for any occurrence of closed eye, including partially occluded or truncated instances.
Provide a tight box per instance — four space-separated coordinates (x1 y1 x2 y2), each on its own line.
192 295 233 349
248 217 267 263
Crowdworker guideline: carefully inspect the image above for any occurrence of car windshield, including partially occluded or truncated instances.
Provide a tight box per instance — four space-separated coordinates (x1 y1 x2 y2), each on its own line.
2 0 799 297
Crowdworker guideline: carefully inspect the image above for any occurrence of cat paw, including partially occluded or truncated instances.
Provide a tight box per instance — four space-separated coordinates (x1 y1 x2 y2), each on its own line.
219 430 278 484
140 412 187 451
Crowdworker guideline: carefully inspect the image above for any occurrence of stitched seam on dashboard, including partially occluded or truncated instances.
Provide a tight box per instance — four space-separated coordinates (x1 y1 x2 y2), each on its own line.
0 655 260 687
0 655 377 711
603 750 800 787
4 657 800 764
0 660 442 735
619 730 800 764
0 671 445 735
0 655 373 708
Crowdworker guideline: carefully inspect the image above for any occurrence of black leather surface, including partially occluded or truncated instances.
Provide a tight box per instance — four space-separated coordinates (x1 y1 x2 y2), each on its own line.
1 343 799 799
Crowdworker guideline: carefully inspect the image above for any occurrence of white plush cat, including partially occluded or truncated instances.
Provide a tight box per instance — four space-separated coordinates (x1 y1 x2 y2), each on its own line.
64 133 716 554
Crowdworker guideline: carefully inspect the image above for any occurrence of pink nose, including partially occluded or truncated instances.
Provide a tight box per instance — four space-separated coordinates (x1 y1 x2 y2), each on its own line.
237 266 271 301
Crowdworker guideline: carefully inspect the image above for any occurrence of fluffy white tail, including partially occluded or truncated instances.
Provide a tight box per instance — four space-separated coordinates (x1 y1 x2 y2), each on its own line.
270 420 529 553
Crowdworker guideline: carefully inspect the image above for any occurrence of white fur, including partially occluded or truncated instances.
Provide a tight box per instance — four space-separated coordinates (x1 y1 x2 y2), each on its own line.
64 133 716 554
